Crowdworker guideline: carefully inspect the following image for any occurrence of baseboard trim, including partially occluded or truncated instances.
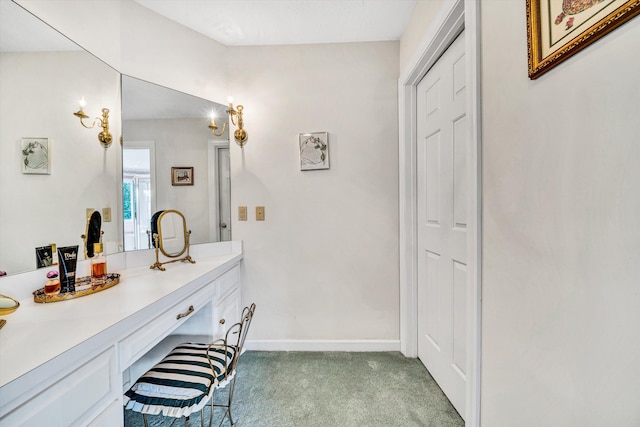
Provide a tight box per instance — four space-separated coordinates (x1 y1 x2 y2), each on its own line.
244 340 401 352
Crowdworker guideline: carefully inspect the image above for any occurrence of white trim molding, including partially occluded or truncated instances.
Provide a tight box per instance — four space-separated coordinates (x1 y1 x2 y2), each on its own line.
245 340 401 352
207 139 230 242
398 0 482 425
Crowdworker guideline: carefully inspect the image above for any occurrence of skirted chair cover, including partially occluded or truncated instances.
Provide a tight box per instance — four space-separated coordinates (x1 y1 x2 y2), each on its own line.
123 343 236 418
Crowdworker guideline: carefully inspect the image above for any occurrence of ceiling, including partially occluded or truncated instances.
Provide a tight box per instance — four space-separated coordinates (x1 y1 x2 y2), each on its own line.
134 0 418 46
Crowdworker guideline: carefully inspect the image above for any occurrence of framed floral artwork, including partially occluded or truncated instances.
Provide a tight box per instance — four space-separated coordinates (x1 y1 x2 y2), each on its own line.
527 0 640 79
299 132 329 171
21 138 50 174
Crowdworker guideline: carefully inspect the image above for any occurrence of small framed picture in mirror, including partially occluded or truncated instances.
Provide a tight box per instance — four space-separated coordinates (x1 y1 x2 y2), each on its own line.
22 138 50 174
171 167 194 186
35 245 54 268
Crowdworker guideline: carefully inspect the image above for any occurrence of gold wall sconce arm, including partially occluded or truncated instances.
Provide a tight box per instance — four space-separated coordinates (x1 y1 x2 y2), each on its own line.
208 97 248 148
73 98 113 148
209 114 228 137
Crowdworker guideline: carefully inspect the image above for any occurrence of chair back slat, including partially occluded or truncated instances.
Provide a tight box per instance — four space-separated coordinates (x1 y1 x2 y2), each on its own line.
220 303 256 373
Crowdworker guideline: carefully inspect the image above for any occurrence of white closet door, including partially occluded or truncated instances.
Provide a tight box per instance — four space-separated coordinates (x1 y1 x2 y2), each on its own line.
416 31 467 419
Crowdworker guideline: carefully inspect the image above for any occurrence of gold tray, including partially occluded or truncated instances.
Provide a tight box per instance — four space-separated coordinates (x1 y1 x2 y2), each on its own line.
33 273 120 303
0 294 20 315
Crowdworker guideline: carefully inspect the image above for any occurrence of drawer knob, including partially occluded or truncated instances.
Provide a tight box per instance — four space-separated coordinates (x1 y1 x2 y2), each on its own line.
176 305 195 320
219 318 225 325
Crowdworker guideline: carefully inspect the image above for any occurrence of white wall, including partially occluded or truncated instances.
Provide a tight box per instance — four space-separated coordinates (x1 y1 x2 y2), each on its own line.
0 51 121 274
15 0 402 347
481 2 640 425
399 0 447 70
123 118 217 244
226 42 400 344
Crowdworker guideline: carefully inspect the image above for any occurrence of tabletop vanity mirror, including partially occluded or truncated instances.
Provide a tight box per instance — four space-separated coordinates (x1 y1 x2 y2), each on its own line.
150 210 195 271
82 210 103 258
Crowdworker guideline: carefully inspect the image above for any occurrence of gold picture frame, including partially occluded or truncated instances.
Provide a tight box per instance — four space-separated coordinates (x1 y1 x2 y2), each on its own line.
527 0 640 79
171 167 194 186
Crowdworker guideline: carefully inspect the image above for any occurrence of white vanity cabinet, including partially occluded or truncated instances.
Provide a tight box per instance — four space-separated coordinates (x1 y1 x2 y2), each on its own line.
213 263 243 338
0 246 242 427
0 345 119 427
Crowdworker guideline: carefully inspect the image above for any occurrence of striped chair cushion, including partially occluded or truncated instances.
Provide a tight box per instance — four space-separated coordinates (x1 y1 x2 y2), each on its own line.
124 343 236 418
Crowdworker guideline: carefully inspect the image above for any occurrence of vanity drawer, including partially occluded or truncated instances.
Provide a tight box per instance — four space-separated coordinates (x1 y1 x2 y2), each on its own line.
119 281 216 368
216 265 240 301
0 347 117 427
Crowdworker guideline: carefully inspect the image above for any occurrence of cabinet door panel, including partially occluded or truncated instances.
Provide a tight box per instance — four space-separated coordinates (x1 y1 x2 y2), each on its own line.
1 347 116 427
214 288 241 338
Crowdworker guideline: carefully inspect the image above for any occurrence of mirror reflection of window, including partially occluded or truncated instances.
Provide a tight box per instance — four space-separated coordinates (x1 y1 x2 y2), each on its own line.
123 141 156 250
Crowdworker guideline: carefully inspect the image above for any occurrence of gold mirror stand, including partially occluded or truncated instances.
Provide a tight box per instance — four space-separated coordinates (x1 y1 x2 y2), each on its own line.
150 230 195 271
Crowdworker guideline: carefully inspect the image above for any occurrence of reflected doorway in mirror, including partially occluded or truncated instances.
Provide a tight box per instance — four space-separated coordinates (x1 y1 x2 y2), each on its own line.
123 141 156 251
171 167 193 186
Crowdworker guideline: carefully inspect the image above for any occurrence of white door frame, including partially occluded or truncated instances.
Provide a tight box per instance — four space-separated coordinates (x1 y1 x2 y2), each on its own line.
398 0 481 425
122 140 157 251
208 139 230 242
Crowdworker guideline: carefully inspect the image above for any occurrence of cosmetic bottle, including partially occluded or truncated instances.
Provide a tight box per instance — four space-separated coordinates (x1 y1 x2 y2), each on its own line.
90 243 107 286
44 271 61 295
58 245 78 293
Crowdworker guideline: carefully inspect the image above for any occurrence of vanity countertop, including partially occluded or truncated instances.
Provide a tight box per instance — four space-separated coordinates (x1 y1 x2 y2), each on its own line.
0 247 242 389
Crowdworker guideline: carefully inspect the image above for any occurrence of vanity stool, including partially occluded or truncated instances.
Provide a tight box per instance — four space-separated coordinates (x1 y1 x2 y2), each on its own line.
124 303 256 427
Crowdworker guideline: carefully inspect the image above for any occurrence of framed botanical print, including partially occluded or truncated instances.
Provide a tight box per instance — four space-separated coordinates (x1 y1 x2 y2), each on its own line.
527 0 640 79
299 132 329 171
21 138 50 174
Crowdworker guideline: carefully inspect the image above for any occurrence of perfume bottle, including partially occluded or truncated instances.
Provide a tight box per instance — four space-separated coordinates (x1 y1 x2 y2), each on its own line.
90 242 107 286
44 271 61 295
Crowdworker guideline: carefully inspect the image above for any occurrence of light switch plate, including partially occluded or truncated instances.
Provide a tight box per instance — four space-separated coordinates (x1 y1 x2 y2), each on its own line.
238 206 247 221
256 206 265 221
102 207 112 222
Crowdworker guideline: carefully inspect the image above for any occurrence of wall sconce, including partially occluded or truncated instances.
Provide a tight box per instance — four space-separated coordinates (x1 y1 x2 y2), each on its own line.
73 97 113 148
209 97 248 148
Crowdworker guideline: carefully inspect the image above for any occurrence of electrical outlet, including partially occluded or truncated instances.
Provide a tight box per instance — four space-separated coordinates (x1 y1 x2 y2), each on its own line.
102 207 112 222
238 206 247 221
256 206 265 221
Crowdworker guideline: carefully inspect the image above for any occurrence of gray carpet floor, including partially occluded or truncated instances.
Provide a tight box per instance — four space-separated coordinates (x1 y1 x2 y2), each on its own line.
124 351 464 427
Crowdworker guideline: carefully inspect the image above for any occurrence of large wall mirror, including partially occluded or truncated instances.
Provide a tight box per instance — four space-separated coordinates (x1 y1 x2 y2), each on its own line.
0 1 231 276
0 0 122 276
121 75 231 251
